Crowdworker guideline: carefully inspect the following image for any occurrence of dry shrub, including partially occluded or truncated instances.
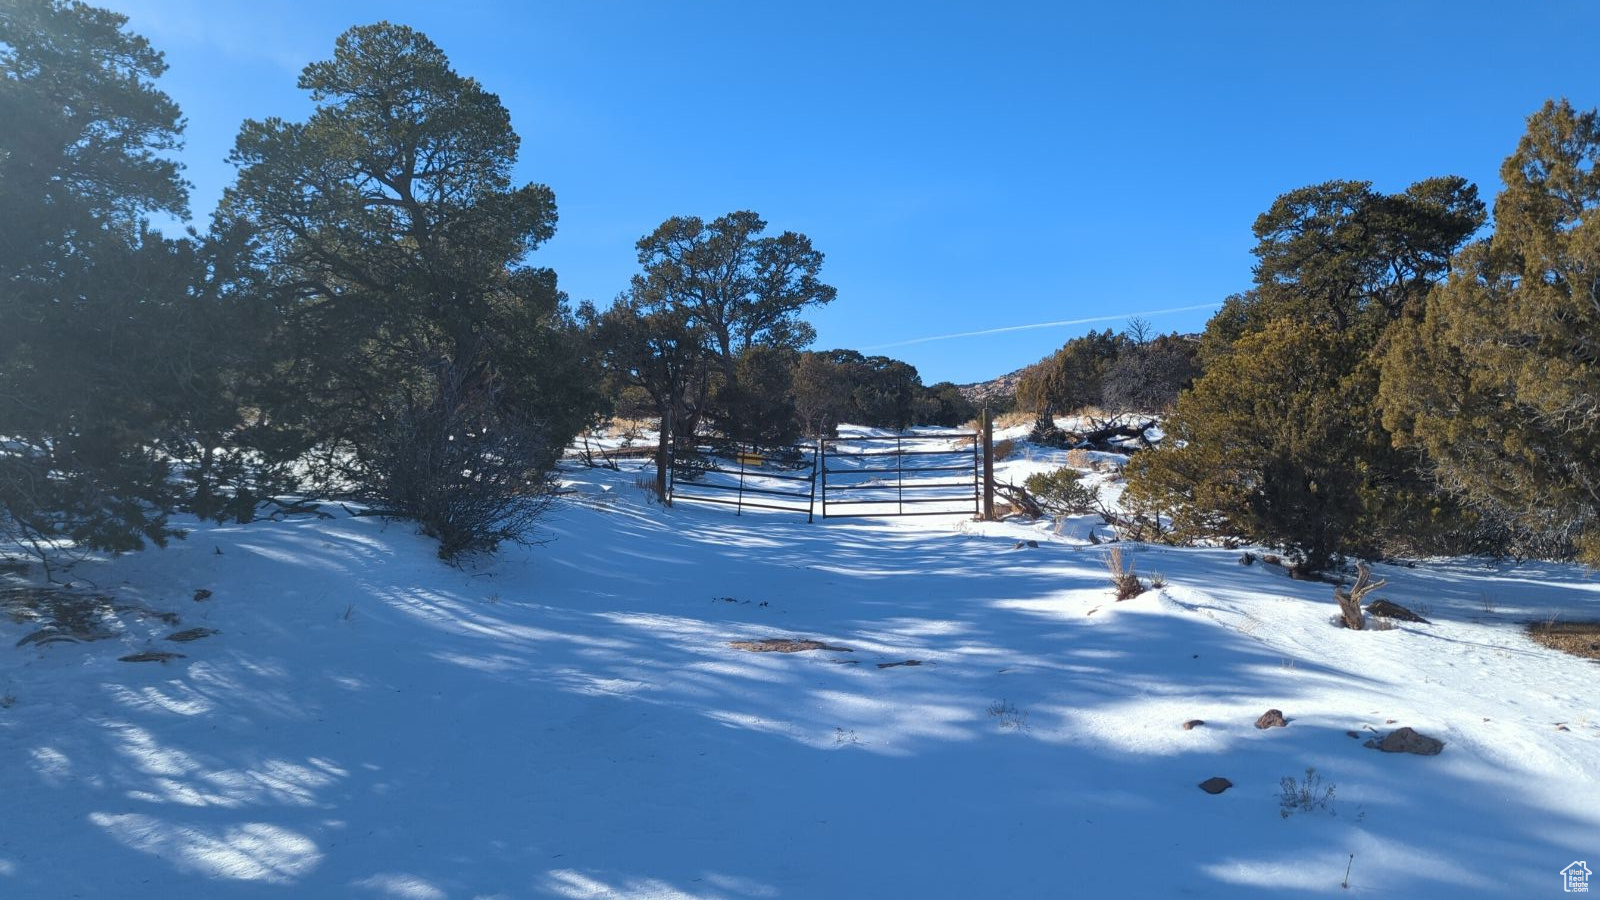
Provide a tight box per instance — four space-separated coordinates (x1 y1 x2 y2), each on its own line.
952 436 1015 461
990 409 1038 430
1527 619 1600 660
604 416 658 438
1103 545 1147 600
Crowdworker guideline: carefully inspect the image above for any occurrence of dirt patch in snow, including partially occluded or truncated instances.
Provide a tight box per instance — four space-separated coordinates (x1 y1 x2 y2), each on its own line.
1527 620 1600 661
729 638 853 653
4 586 180 648
119 650 185 663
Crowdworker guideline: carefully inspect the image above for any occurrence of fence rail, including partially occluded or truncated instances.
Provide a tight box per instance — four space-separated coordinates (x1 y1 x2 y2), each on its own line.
667 437 819 520
665 418 996 522
820 432 980 519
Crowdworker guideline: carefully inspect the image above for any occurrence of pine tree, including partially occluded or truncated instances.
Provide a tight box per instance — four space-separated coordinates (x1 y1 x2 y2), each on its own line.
0 0 197 559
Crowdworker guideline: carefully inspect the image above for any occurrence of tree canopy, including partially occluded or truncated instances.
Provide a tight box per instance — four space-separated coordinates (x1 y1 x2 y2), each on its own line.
0 0 196 557
1126 177 1483 571
1380 99 1600 561
224 22 598 557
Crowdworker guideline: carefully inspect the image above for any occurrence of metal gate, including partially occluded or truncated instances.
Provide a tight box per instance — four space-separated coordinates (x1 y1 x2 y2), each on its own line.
666 431 984 521
819 432 980 518
666 436 819 520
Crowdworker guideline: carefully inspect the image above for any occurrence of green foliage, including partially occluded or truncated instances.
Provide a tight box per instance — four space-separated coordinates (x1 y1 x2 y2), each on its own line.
1014 320 1198 421
916 382 977 427
0 0 201 557
595 211 835 446
714 346 799 447
1127 319 1464 572
790 350 853 437
1015 329 1122 416
842 353 922 431
1250 177 1484 331
1126 322 1361 570
1023 467 1098 515
1126 173 1484 571
1197 291 1258 368
224 23 599 558
1380 99 1600 562
787 349 951 435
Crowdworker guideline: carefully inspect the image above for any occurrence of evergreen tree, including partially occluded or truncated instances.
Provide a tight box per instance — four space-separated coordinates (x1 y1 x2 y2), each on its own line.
598 211 835 448
1014 329 1123 417
915 382 977 427
1126 177 1483 571
224 23 598 558
1380 99 1600 562
790 350 852 437
0 0 196 558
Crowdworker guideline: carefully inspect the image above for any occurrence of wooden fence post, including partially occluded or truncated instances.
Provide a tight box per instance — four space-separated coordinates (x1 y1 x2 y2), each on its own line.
981 407 995 520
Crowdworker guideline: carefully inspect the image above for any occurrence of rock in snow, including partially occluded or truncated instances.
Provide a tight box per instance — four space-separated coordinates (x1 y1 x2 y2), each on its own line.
1366 726 1445 755
1255 708 1288 729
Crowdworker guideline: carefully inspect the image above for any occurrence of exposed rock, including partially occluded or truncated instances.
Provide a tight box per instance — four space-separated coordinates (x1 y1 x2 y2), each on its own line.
876 660 922 669
193 589 214 602
1255 708 1288 729
1026 540 1038 548
1365 599 1429 623
957 369 1025 406
1182 719 1205 730
1198 777 1233 794
1346 730 1361 739
165 628 219 643
1364 726 1444 755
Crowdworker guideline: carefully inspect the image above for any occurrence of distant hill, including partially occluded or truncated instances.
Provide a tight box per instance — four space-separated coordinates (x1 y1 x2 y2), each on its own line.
955 331 1203 408
957 368 1024 406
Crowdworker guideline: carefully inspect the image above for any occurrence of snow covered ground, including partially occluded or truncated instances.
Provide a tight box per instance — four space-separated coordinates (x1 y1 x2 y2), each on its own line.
3 440 1599 898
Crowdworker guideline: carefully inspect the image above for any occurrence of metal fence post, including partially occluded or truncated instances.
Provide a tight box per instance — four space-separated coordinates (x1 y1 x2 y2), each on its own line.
896 434 904 516
981 407 995 520
735 441 747 515
809 438 821 523
819 438 829 519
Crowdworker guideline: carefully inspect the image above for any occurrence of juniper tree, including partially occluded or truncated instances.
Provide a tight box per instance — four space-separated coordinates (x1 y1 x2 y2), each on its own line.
599 211 835 447
224 23 599 558
1125 178 1484 571
1380 99 1600 562
1014 329 1123 417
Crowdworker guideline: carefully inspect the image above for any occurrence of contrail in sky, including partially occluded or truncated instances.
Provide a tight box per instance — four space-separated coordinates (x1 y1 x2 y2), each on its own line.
859 303 1220 351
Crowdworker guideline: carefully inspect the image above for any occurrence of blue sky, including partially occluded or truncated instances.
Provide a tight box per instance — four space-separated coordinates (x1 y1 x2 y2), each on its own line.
103 0 1599 384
